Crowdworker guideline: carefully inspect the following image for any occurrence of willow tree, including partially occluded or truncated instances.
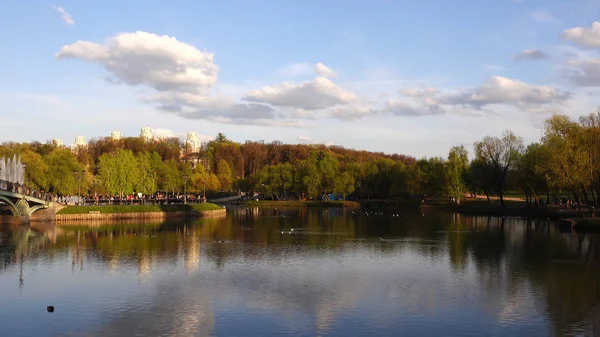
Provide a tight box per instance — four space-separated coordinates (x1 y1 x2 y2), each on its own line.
446 145 469 204
474 130 524 206
542 114 589 206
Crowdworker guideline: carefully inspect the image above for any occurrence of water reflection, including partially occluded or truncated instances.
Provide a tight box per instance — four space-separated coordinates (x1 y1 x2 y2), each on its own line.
1 207 600 336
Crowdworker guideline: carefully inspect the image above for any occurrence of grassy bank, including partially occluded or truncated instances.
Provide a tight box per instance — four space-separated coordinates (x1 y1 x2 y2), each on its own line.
242 200 361 208
57 203 222 215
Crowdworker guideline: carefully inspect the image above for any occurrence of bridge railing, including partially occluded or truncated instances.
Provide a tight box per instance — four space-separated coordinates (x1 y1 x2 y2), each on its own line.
0 179 53 202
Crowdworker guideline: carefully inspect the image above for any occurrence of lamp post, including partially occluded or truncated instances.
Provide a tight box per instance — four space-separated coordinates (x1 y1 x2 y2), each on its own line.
74 171 85 206
182 174 189 205
203 178 206 203
22 164 27 195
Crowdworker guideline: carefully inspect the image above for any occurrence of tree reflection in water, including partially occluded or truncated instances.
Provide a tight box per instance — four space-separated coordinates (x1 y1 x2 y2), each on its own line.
1 207 600 335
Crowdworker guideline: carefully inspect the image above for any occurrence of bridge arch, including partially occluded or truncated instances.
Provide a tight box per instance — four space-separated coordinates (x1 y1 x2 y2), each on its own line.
0 195 20 216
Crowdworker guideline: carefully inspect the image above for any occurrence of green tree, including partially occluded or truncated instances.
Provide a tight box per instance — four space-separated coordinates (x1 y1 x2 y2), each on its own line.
45 148 85 195
216 159 232 191
334 171 356 204
446 145 469 204
161 159 181 194
135 152 157 196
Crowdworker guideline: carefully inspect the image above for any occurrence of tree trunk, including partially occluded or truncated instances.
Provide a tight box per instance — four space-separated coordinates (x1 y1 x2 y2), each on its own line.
581 185 592 218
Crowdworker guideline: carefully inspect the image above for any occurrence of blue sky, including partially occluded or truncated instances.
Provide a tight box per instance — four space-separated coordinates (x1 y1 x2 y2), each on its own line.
1 0 600 158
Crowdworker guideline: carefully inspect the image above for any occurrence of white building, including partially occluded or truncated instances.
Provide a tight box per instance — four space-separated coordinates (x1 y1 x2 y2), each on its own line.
185 132 202 153
72 136 87 148
140 127 153 141
110 130 123 140
51 139 63 147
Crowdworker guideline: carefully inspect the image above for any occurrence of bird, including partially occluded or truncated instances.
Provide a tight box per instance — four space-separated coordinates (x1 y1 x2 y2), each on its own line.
47 306 54 313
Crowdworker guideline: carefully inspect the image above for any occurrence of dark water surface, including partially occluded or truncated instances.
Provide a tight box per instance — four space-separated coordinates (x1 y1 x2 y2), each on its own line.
2 206 600 336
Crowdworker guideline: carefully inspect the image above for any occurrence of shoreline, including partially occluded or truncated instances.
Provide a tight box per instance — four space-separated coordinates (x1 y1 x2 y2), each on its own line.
241 200 361 208
54 208 226 223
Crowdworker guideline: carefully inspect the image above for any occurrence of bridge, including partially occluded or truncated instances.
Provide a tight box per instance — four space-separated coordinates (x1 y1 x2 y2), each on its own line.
0 181 51 217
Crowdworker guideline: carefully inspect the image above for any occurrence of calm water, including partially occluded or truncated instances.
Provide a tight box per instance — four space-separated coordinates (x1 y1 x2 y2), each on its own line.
2 206 600 336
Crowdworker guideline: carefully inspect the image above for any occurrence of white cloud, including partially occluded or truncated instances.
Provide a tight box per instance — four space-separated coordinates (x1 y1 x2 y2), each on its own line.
384 100 444 117
563 22 600 47
297 135 334 146
53 6 74 25
401 86 438 97
315 63 337 78
512 49 548 61
56 31 218 92
441 76 570 110
531 10 558 23
564 58 600 86
326 103 373 120
244 77 358 110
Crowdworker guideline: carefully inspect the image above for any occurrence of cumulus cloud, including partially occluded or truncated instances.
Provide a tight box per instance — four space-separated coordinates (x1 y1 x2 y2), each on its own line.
441 76 570 110
564 58 600 86
243 77 358 110
56 32 296 126
326 103 373 119
315 63 337 78
512 49 548 61
401 86 438 97
297 135 334 146
384 100 444 117
53 6 74 25
56 31 218 92
563 22 600 47
142 92 276 122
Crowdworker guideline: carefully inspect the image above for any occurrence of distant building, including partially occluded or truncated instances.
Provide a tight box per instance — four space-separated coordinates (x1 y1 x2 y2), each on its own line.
185 132 202 153
110 130 123 140
71 136 87 153
140 127 153 141
51 139 63 147
72 136 87 148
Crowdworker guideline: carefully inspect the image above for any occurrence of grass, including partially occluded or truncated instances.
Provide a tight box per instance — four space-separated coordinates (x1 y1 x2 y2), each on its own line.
189 203 224 211
242 200 361 208
57 203 222 214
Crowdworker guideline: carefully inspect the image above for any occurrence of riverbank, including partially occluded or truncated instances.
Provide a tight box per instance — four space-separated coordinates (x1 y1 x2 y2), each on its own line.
242 200 361 208
54 203 225 222
360 198 583 219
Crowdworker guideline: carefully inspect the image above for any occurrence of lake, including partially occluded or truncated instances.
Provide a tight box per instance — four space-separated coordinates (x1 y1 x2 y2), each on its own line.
1 206 600 336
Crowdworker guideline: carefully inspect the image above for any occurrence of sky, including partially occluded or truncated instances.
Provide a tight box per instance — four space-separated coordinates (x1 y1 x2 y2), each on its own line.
1 0 600 158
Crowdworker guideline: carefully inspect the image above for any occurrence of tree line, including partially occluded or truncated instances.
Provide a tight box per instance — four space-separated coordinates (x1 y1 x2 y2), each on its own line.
1 113 599 210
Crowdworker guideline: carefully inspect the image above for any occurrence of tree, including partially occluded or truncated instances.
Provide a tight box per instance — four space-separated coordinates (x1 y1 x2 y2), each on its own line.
135 152 157 196
216 159 232 191
474 130 524 206
516 143 550 206
446 145 469 204
45 148 85 195
215 132 228 143
334 171 356 204
161 159 181 194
